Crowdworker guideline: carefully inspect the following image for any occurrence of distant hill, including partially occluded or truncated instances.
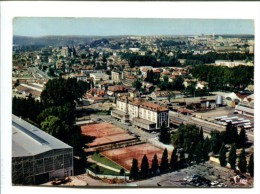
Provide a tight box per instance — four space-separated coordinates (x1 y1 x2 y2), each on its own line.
217 34 254 39
13 35 101 46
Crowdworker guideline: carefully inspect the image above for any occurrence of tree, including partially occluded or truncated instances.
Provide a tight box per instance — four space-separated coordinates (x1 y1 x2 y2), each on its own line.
187 143 196 165
132 79 142 90
166 90 175 104
171 124 199 151
151 154 159 175
41 78 88 108
140 155 149 178
14 79 20 87
185 81 196 97
159 122 171 144
178 149 186 168
210 130 223 155
40 115 69 141
225 121 232 144
230 126 239 145
247 153 254 177
12 96 44 123
37 105 75 126
202 137 211 161
220 131 227 145
228 143 237 170
160 148 169 172
172 76 184 91
130 158 139 180
238 128 247 148
170 149 178 170
194 142 203 164
238 148 247 173
119 168 125 175
219 143 227 167
198 127 204 142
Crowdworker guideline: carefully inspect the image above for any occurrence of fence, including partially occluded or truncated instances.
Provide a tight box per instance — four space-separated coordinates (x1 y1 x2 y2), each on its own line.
86 169 129 181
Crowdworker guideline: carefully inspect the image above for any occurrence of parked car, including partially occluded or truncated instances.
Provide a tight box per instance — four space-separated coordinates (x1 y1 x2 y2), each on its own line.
211 181 219 186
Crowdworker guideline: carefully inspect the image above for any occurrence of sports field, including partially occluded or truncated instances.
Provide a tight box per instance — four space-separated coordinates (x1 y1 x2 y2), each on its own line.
101 143 172 171
81 123 137 147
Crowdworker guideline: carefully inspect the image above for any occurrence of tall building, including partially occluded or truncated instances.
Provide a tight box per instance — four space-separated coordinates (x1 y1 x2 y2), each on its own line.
12 115 74 185
60 46 70 57
111 71 123 83
111 96 169 131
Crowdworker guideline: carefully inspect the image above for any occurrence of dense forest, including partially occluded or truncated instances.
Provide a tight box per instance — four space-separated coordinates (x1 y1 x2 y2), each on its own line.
191 65 254 91
120 52 253 68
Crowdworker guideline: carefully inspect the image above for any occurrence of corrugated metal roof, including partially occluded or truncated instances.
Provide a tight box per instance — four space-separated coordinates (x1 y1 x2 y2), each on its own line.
12 114 72 158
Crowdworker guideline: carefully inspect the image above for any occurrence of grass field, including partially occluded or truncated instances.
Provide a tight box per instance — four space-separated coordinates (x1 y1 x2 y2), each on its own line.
89 164 120 176
92 152 123 170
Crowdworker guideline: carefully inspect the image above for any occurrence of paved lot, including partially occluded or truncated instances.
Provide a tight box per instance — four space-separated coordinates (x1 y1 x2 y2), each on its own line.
92 115 159 142
132 161 253 188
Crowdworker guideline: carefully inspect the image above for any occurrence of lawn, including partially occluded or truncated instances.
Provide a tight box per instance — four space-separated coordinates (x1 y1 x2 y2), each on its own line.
92 152 123 170
89 164 121 176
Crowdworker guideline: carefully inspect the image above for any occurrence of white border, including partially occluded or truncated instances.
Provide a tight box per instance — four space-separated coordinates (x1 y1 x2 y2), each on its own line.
1 1 260 194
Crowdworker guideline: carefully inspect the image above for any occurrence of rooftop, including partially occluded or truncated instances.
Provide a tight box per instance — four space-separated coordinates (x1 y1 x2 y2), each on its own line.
108 85 128 92
12 115 71 158
118 96 168 112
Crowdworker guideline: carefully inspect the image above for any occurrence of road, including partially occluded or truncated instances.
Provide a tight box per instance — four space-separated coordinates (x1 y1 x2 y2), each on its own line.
29 67 51 79
169 111 254 142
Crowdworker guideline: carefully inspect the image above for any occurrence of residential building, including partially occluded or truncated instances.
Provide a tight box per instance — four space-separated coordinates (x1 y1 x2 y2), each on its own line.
183 78 197 88
89 73 109 83
123 75 136 86
70 73 87 82
107 85 128 97
111 96 169 131
12 115 74 185
215 60 250 67
196 81 209 90
214 46 238 53
60 46 70 57
150 91 184 101
111 71 123 83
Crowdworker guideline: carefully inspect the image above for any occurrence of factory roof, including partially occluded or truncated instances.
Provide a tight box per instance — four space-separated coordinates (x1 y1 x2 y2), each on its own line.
12 115 71 158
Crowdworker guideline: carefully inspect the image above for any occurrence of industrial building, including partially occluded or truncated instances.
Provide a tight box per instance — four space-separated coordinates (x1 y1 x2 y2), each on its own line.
12 115 74 185
235 94 254 118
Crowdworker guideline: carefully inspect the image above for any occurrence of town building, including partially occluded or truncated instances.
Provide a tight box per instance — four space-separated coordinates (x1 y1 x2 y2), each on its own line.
89 73 109 83
12 115 74 185
196 81 209 90
215 60 250 67
107 85 128 97
111 71 123 83
122 75 136 86
149 90 184 101
111 96 169 131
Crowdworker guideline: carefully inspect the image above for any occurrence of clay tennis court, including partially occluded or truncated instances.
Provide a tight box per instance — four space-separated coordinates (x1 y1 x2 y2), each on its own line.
81 123 137 148
101 143 172 171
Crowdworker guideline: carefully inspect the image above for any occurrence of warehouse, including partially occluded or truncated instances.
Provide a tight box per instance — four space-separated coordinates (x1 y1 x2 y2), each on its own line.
12 115 74 185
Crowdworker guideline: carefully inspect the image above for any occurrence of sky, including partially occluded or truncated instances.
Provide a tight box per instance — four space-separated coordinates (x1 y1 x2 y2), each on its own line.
13 18 254 37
